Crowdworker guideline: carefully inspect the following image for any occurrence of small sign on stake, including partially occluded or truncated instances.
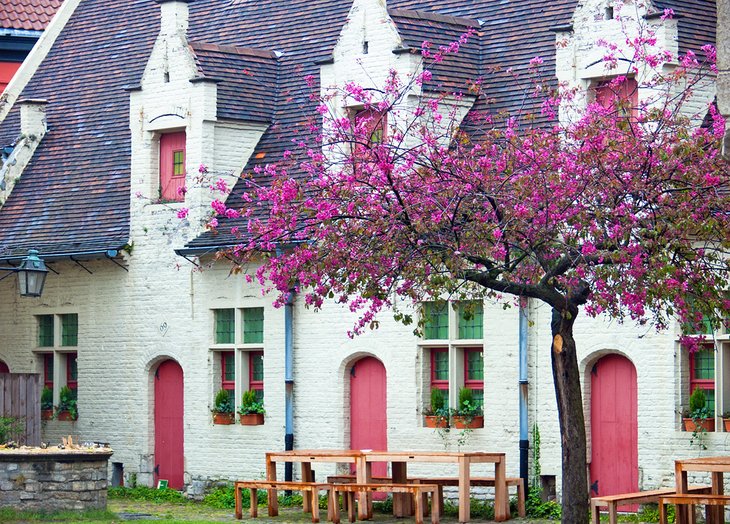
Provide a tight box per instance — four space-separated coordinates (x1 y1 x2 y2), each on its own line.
157 479 168 489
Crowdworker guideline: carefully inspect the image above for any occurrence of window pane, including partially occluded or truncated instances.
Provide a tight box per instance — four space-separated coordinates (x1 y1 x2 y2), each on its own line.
173 150 185 176
67 353 78 382
423 302 448 340
458 302 483 339
61 314 78 346
253 389 264 403
466 350 484 381
38 315 53 347
222 352 235 382
470 388 484 408
215 309 235 344
432 350 448 381
43 353 53 387
251 352 264 382
705 388 716 412
693 349 714 380
243 308 264 344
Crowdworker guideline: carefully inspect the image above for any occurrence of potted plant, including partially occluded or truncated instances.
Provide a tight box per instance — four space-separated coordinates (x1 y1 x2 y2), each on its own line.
212 388 235 424
41 386 53 420
56 385 77 421
238 389 265 425
683 387 714 432
452 387 483 429
723 412 730 432
424 388 449 428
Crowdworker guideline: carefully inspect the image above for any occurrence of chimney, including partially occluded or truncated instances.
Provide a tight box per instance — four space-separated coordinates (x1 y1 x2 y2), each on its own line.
19 99 48 140
155 0 191 36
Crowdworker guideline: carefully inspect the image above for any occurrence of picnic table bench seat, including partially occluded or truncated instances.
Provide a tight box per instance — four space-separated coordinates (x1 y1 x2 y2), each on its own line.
329 482 440 524
658 493 730 524
591 485 712 524
326 474 525 517
234 480 331 522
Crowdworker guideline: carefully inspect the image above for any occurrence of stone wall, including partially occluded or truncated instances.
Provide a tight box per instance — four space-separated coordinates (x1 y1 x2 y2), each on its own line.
0 449 112 511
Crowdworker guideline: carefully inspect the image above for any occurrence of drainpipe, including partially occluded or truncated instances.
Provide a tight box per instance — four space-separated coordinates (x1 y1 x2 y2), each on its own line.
284 289 295 482
518 300 529 487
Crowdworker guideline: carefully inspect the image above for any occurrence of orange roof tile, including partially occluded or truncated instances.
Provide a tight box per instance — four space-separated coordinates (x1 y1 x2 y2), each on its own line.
0 0 63 32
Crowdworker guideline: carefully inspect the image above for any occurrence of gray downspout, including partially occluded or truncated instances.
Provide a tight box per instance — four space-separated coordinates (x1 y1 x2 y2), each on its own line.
518 300 529 487
284 290 295 482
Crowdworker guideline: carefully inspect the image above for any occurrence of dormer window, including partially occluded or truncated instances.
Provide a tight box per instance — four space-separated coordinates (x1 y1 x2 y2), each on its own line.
159 131 186 202
594 77 638 119
353 107 386 148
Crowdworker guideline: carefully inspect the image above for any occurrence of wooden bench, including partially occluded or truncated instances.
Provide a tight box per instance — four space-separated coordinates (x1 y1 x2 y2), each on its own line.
234 480 331 522
591 485 711 524
327 474 525 518
328 483 440 524
659 493 730 524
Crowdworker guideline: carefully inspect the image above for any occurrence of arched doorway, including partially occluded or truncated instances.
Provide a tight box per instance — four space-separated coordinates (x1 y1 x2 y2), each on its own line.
154 359 184 489
590 354 638 507
350 357 387 481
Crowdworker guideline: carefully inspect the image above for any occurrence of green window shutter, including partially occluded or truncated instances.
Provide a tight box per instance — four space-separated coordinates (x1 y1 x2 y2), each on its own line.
467 350 484 381
243 308 264 343
470 388 484 408
38 315 54 347
215 309 235 344
433 351 449 381
694 349 715 380
458 302 483 339
251 353 264 382
61 314 78 346
223 352 235 382
423 302 448 340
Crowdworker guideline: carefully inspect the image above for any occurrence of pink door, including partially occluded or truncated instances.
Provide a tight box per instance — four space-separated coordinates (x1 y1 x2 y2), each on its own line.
350 357 387 483
154 359 184 489
0 361 8 373
590 354 638 509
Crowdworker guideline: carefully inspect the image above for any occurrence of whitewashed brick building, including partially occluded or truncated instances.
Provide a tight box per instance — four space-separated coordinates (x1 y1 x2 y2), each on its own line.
0 0 723 504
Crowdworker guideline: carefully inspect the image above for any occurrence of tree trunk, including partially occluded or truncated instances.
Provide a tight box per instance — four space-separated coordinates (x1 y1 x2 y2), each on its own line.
551 307 589 524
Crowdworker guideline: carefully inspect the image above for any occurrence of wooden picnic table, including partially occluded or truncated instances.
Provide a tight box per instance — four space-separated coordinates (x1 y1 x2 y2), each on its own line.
264 449 508 523
675 456 730 524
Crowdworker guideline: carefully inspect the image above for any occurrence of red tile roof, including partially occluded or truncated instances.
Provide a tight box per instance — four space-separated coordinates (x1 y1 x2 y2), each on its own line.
0 0 63 32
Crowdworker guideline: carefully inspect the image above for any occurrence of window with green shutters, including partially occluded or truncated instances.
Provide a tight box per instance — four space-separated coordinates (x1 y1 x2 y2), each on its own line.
458 302 483 340
215 309 235 344
423 302 448 339
61 314 78 346
430 348 449 406
465 348 484 408
250 351 264 402
38 315 53 347
690 347 715 412
243 307 264 343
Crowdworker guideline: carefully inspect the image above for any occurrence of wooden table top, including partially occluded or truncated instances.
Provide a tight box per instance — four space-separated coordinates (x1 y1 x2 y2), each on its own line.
266 449 505 463
676 456 730 472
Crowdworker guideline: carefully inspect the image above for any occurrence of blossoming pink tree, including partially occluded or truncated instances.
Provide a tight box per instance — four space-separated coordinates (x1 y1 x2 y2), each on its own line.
201 26 729 522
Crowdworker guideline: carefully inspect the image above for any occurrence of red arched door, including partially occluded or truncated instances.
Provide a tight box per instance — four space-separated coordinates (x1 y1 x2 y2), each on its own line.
0 361 8 373
590 354 638 508
154 359 184 489
350 357 387 480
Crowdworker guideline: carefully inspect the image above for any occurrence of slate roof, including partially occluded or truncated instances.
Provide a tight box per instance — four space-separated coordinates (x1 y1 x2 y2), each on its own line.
0 0 717 258
190 42 279 123
0 0 63 32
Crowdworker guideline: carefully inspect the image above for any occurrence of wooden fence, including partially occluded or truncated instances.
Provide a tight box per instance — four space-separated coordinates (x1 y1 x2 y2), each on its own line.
0 373 40 446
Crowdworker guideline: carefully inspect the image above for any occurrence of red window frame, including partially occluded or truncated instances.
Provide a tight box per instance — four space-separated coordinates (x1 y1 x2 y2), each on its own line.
249 351 264 393
464 348 484 392
595 77 638 119
430 348 449 393
66 352 78 394
221 351 235 395
689 346 715 403
159 131 186 202
43 353 54 389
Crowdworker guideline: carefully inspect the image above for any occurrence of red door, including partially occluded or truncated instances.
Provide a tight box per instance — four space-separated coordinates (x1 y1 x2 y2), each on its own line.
590 354 638 508
350 357 387 482
0 360 8 373
154 359 184 489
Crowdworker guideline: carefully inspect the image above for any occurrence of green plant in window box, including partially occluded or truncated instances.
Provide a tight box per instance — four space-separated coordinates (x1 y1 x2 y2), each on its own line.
682 387 714 440
452 387 483 429
56 385 77 421
212 388 235 425
424 388 450 428
238 389 265 426
41 386 54 420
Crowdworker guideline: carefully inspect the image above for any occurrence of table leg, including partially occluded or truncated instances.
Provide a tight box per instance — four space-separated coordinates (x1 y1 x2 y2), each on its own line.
458 457 471 523
494 457 508 522
355 456 370 520
303 462 313 513
710 472 725 524
392 461 409 517
266 458 279 517
675 463 688 524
